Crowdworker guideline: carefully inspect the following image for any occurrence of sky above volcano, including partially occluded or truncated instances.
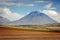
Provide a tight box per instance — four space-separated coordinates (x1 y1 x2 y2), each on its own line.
0 0 60 22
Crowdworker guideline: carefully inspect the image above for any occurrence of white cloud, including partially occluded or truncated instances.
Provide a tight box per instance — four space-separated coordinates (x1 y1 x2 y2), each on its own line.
25 4 34 7
34 0 50 3
43 10 58 15
45 3 56 10
34 0 44 3
0 7 23 21
17 3 35 7
49 7 56 10
45 3 52 9
0 0 16 2
42 10 60 23
0 0 35 7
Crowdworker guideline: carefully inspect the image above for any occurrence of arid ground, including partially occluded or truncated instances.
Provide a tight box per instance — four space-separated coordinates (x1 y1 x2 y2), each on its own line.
0 27 60 40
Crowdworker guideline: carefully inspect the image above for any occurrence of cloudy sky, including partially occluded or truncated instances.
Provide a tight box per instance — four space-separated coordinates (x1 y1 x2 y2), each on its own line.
0 0 60 22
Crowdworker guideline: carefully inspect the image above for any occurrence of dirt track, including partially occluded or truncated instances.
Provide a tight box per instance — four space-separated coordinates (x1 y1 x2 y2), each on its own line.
0 27 60 40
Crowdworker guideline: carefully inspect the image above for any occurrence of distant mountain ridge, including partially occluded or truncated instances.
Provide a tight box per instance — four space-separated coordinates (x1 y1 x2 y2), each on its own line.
0 11 58 25
6 11 57 25
0 16 9 25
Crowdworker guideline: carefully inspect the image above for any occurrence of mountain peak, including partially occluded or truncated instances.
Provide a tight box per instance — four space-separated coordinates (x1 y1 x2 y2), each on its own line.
10 11 57 25
28 11 46 17
30 11 40 14
5 11 57 25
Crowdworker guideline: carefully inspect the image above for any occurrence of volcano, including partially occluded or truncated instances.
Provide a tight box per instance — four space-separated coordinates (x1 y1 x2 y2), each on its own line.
8 11 57 25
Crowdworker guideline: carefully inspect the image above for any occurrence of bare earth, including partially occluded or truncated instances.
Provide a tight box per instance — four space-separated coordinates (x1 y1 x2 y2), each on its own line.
0 27 60 40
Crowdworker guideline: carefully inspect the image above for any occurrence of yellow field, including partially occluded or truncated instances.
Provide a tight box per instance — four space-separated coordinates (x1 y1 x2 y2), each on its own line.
0 25 60 31
0 26 60 40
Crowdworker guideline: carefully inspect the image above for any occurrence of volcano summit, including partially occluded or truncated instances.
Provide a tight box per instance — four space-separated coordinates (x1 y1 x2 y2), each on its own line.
7 11 57 25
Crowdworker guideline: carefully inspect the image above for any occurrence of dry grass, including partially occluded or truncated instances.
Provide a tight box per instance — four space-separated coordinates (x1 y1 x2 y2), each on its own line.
0 27 60 40
0 25 60 32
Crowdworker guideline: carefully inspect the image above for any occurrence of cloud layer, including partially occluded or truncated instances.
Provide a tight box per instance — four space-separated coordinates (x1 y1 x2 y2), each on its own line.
42 10 60 23
43 2 60 23
45 3 56 10
34 0 44 3
0 0 34 7
0 7 23 21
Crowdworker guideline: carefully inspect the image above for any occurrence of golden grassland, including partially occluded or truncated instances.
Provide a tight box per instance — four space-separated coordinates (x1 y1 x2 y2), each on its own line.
0 25 60 32
0 25 60 40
